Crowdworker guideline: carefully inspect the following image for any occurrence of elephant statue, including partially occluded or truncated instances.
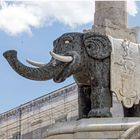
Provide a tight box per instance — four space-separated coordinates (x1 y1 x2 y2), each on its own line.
3 32 140 118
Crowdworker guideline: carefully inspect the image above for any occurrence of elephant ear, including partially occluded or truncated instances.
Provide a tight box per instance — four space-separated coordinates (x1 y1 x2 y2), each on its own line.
83 33 112 59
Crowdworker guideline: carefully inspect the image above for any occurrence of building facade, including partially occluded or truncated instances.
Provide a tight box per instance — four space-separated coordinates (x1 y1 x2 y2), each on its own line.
0 83 123 139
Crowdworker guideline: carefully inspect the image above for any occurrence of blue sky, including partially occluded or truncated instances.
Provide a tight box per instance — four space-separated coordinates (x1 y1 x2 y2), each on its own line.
0 1 140 113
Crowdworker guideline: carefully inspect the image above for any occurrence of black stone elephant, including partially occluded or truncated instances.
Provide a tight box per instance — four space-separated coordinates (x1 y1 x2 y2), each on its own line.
3 32 140 118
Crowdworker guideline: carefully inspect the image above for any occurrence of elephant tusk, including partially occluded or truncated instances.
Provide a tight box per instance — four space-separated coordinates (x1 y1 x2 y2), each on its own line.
26 59 46 67
50 51 73 63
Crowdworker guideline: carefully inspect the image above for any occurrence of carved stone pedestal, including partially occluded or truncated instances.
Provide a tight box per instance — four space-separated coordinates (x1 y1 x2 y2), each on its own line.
45 118 140 139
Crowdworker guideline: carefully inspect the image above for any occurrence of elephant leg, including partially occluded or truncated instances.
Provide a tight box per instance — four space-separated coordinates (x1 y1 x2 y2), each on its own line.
88 87 112 117
123 104 140 117
78 85 91 119
88 58 112 117
88 59 112 118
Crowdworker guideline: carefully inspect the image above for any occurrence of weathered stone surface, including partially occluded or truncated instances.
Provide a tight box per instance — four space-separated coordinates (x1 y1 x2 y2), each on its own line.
46 118 140 139
84 1 138 43
121 122 140 139
94 1 127 28
109 36 140 108
89 26 139 43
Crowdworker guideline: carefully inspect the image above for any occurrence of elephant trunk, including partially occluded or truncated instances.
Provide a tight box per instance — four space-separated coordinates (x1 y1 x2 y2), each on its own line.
3 50 54 81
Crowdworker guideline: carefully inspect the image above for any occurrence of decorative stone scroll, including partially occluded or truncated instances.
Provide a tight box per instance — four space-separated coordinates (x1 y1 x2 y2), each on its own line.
109 36 140 108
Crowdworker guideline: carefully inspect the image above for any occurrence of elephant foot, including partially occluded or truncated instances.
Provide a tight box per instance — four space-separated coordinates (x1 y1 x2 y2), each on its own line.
88 107 112 118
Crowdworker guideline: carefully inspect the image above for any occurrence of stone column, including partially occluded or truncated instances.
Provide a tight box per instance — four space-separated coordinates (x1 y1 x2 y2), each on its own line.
94 1 127 28
85 1 138 43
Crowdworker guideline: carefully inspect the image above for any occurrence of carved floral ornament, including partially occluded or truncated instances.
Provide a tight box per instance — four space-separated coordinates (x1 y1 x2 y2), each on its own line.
109 36 140 108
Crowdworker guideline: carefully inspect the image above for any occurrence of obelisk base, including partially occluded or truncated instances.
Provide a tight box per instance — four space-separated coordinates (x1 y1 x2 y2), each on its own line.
45 118 140 139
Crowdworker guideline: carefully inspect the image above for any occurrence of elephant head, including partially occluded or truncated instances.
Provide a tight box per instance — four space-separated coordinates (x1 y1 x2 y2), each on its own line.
3 32 111 84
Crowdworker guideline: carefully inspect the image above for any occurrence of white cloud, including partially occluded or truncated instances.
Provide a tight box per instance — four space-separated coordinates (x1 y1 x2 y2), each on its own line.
127 0 138 16
0 0 138 36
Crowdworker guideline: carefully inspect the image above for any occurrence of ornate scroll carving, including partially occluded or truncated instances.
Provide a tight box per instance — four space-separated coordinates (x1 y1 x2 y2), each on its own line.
109 36 140 108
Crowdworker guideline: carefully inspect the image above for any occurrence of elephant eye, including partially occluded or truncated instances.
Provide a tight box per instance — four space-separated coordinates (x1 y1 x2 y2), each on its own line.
64 40 70 44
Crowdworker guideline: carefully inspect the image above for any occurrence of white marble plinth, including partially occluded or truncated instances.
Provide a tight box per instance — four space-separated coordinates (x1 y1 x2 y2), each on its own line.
45 118 140 139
